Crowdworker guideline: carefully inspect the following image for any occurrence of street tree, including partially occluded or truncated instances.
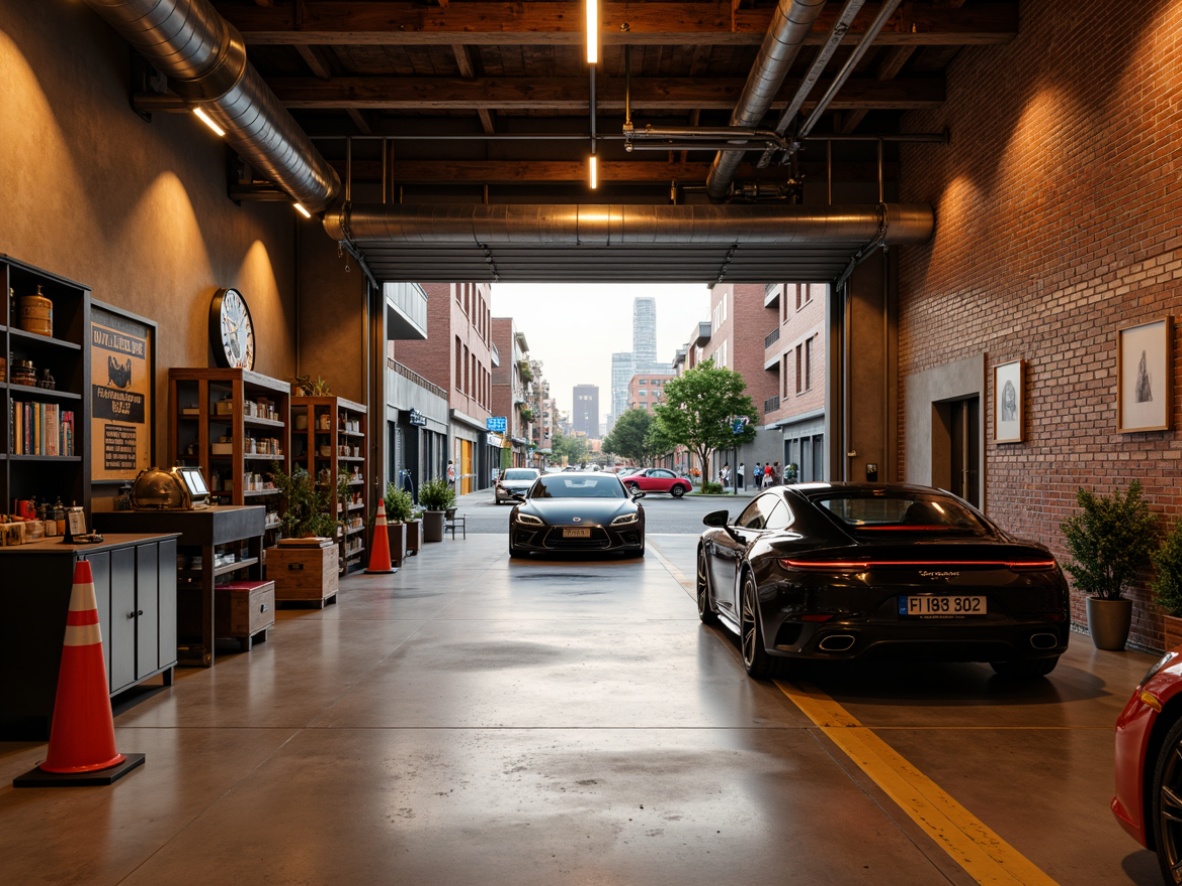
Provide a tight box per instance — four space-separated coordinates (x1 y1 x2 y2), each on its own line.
602 408 658 465
652 360 758 491
551 430 589 467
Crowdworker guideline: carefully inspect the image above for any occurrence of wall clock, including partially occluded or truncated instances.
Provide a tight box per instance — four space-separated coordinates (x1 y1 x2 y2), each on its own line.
209 288 255 370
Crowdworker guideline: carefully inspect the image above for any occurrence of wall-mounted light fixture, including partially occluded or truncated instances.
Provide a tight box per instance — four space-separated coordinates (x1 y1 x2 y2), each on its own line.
586 0 599 64
192 107 225 137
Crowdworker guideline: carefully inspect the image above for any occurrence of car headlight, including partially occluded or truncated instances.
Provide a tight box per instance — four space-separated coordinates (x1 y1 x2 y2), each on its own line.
1142 651 1180 685
516 513 544 527
611 512 640 526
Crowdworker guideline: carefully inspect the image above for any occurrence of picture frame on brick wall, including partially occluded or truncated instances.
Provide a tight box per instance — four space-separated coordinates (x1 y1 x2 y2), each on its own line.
1118 316 1173 433
994 360 1024 443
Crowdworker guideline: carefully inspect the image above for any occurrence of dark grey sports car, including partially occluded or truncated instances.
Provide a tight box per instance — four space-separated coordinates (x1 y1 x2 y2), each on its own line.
509 472 645 557
697 483 1070 678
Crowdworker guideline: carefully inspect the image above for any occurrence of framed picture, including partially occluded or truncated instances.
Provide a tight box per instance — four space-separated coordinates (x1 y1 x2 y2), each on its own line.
1118 317 1174 433
90 300 157 482
994 360 1024 443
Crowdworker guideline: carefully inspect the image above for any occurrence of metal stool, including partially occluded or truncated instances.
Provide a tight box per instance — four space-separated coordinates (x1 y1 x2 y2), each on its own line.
445 511 466 539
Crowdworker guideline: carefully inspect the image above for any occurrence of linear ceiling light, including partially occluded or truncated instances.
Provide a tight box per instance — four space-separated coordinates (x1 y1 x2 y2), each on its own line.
586 0 599 64
588 154 598 189
192 107 225 137
293 202 312 219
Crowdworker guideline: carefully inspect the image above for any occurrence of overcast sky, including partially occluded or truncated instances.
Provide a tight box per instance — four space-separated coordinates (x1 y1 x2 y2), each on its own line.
489 282 712 427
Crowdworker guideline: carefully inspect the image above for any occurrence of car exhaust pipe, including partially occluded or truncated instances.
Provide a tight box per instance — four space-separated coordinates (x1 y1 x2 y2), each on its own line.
818 634 856 653
1029 632 1060 650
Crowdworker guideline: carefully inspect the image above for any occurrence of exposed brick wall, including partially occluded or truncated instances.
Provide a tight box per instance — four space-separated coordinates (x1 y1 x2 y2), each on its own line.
897 0 1182 649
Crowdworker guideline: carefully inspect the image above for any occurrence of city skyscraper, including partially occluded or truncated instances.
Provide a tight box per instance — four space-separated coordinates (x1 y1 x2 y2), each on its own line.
572 384 599 438
610 351 633 424
632 297 658 369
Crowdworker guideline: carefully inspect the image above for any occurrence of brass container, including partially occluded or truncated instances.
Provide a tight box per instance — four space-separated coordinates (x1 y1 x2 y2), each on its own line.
19 285 53 337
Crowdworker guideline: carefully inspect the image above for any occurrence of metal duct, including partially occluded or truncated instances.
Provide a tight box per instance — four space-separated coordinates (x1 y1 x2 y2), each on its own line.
705 0 828 202
84 0 340 212
325 203 933 246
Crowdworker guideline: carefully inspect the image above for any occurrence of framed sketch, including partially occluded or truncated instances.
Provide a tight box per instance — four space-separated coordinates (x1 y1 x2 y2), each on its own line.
90 300 157 482
994 360 1024 443
1118 317 1173 433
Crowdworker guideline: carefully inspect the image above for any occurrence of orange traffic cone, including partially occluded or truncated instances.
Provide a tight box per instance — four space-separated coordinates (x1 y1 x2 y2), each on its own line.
14 560 144 787
365 500 397 574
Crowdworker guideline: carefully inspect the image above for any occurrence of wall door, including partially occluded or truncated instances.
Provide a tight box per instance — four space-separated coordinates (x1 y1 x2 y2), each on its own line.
934 396 980 506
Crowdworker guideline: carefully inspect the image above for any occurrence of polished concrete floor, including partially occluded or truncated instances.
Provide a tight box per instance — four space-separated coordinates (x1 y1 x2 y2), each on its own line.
0 516 1166 885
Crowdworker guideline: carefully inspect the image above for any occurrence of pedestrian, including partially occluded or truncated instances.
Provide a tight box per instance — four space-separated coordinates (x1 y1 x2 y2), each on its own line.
738 461 745 491
772 461 781 486
763 463 774 488
720 462 730 487
446 460 456 486
754 462 762 489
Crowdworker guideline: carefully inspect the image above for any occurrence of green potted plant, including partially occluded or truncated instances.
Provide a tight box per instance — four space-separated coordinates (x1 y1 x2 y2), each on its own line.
418 476 456 543
268 463 340 605
1060 480 1156 650
384 482 414 565
1153 519 1182 649
271 464 336 539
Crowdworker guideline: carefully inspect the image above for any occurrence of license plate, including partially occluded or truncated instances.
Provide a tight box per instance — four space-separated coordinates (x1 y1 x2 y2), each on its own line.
563 528 591 538
900 595 986 617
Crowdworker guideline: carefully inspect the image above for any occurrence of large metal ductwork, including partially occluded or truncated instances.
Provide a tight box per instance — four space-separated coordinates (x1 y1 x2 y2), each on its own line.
84 0 340 213
705 0 828 203
325 202 934 283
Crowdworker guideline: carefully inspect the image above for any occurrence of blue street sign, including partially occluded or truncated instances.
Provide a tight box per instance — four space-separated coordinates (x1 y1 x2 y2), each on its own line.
487 416 508 433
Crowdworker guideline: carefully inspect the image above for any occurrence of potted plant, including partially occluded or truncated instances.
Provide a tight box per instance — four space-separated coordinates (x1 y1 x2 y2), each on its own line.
406 507 423 555
1153 519 1182 649
1060 480 1156 651
384 482 414 565
268 464 340 605
418 476 456 543
271 464 336 539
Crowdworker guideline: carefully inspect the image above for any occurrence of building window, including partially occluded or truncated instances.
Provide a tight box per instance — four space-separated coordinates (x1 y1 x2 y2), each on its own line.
804 335 814 390
795 345 803 395
455 336 463 389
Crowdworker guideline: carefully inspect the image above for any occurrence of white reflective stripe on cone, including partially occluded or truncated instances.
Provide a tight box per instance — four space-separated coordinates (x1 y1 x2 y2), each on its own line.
63 623 103 647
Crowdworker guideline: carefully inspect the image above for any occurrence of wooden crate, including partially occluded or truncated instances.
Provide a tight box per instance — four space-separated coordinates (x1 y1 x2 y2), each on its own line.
215 580 276 650
267 539 338 607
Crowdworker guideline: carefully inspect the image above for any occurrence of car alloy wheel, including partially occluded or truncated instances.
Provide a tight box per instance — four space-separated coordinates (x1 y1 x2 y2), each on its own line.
1154 717 1182 884
671 484 686 498
696 548 718 625
627 482 640 492
739 571 772 678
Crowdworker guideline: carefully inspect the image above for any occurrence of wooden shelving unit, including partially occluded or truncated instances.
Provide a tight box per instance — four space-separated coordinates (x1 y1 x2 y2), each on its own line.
0 255 90 519
291 395 367 574
168 368 291 549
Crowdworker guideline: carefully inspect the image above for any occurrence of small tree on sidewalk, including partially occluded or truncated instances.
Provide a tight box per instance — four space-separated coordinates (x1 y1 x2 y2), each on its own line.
652 360 757 493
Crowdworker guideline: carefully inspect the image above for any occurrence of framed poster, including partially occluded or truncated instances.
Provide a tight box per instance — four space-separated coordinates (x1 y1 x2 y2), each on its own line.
90 300 156 482
1118 317 1173 433
994 360 1024 443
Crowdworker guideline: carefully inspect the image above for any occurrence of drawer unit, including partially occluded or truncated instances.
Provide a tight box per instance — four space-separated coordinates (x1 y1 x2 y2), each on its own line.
215 580 275 650
267 538 338 607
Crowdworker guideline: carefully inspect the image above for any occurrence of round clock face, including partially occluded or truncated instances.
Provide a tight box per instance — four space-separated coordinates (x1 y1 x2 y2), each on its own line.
210 288 255 370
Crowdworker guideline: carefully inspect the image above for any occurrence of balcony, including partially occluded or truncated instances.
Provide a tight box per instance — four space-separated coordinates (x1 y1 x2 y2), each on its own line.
764 327 780 349
764 395 781 414
764 283 782 308
490 342 500 367
384 282 428 341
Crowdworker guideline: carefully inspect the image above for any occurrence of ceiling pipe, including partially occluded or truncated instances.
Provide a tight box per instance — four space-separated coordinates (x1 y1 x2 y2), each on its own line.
324 202 933 249
705 0 828 203
84 0 340 213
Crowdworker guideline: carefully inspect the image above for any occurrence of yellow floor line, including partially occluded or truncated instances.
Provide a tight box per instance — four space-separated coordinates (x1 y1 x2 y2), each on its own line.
776 678 1058 886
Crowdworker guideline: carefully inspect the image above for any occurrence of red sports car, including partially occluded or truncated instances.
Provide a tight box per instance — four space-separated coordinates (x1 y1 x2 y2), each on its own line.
621 468 692 498
1113 647 1182 882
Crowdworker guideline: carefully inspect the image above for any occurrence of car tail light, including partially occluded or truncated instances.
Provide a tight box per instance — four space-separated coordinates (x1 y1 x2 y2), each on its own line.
780 558 1058 571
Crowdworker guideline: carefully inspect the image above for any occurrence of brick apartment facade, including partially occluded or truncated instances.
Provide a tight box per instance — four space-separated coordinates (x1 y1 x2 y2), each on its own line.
897 0 1182 649
395 282 496 493
491 318 533 469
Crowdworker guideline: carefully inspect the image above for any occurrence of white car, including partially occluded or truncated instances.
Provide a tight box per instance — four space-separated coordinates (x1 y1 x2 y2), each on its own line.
495 468 541 505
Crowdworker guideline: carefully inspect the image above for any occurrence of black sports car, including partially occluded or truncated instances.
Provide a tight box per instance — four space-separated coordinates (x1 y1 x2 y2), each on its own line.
509 472 645 557
696 483 1070 678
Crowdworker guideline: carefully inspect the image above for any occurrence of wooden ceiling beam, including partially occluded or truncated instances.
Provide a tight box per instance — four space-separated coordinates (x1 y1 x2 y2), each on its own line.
452 44 496 134
274 76 943 111
217 2 1017 47
840 44 917 133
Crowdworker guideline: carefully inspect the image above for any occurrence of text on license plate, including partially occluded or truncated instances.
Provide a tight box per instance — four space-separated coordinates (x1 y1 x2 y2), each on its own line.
899 595 986 616
563 528 591 538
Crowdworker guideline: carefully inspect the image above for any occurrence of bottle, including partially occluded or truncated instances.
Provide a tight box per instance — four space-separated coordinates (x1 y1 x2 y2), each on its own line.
19 284 53 336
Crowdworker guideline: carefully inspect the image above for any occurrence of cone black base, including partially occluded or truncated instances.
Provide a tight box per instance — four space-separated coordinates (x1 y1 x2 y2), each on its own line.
13 753 145 787
364 566 398 574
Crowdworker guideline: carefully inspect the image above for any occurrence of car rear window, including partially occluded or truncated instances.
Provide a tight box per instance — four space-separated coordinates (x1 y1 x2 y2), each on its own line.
813 492 993 537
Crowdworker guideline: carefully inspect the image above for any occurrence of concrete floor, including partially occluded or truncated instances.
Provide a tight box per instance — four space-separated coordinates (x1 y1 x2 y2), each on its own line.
0 521 1166 885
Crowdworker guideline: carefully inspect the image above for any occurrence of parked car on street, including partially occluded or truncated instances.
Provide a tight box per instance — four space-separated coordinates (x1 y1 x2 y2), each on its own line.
621 467 693 498
1113 648 1182 883
494 467 541 505
696 482 1070 679
509 471 645 558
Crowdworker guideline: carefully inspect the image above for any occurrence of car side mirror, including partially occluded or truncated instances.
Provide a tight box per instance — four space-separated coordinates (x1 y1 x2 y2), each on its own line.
630 490 646 500
703 509 729 527
511 492 526 502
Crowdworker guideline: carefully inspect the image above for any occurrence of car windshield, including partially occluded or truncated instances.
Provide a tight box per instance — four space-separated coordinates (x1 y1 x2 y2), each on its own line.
812 491 994 537
531 475 625 499
503 469 537 481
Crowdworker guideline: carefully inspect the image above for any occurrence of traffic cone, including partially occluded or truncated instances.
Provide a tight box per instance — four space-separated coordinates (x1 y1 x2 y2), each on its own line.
365 500 397 574
14 560 144 787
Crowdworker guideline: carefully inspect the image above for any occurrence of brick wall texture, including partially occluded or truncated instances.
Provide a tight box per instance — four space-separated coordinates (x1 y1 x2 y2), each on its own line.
898 0 1182 649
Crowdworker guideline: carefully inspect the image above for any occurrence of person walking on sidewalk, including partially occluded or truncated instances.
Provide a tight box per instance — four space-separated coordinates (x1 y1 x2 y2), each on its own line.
763 463 774 488
738 462 745 491
754 462 762 489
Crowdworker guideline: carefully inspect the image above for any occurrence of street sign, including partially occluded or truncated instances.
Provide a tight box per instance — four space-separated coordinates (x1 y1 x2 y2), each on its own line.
487 416 508 433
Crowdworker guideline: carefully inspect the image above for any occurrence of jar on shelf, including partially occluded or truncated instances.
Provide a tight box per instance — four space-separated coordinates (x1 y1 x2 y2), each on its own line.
19 285 53 336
